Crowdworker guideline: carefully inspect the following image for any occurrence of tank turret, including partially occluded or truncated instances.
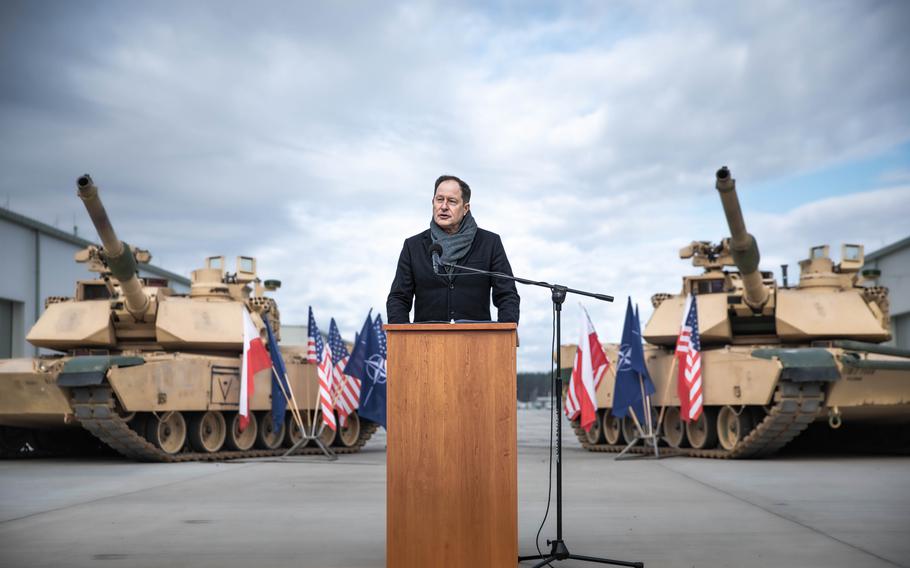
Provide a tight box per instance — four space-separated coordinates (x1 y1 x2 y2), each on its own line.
27 174 282 351
644 166 889 346
76 174 150 318
714 166 770 310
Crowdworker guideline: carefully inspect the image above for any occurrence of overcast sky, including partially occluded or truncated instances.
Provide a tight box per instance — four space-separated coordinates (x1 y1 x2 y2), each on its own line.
2 1 909 370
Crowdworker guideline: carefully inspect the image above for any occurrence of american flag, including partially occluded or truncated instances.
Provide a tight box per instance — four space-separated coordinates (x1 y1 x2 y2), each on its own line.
675 295 703 422
328 318 360 427
308 307 336 431
306 306 319 364
373 314 387 358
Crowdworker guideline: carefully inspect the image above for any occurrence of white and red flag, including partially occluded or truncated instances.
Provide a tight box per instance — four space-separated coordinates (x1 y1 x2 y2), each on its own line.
240 308 272 432
675 295 703 422
565 309 610 432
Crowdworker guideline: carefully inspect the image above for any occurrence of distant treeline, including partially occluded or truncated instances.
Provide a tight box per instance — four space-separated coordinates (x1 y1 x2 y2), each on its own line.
516 369 570 402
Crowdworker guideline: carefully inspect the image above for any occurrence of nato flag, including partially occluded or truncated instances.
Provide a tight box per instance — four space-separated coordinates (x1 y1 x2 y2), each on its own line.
263 316 290 432
611 297 656 421
344 310 387 428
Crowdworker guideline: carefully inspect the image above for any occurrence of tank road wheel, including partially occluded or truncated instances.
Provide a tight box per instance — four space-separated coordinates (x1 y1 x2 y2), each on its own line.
225 412 258 451
602 410 622 445
146 412 187 455
686 407 718 450
336 411 362 447
621 416 639 444
717 406 754 451
256 411 286 450
584 410 605 445
284 414 305 448
188 411 227 453
662 407 688 449
316 411 337 447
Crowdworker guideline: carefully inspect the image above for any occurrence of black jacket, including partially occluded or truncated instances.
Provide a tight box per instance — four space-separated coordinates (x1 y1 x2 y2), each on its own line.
386 228 520 324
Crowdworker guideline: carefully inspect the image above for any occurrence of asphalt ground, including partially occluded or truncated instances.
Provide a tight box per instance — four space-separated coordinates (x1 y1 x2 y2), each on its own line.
1 409 908 568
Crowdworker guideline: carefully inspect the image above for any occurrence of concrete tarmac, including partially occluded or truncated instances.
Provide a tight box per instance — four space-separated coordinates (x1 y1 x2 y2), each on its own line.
1 409 908 568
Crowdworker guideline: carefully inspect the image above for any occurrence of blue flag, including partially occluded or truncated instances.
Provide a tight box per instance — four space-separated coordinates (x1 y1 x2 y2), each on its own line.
344 310 388 428
374 313 387 358
612 297 656 420
263 316 290 431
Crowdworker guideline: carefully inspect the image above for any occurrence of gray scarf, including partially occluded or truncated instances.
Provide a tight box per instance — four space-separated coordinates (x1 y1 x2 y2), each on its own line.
430 211 478 277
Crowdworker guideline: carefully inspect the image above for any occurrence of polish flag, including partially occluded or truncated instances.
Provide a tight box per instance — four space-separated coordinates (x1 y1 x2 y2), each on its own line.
240 308 272 431
565 310 610 432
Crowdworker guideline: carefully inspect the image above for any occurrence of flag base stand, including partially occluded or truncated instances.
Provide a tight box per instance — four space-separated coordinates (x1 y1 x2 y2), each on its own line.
281 415 338 461
282 435 337 461
616 391 661 461
615 433 660 460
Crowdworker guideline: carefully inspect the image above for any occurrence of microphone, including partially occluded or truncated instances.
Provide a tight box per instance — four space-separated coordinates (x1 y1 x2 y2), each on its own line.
429 243 443 275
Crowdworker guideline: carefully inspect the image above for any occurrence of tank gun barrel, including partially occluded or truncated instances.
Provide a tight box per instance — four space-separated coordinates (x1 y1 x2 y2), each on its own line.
715 167 770 310
76 175 150 317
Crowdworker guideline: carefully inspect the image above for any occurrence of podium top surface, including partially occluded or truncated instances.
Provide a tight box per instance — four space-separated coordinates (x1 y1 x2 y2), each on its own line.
384 322 517 332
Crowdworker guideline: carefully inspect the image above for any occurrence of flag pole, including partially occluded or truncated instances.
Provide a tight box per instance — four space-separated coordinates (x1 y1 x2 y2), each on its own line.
283 374 311 450
270 364 305 440
283 375 337 460
305 366 317 438
628 406 644 436
283 370 306 436
616 372 659 459
643 390 659 457
639 372 659 457
282 359 337 460
283 370 338 460
261 309 308 452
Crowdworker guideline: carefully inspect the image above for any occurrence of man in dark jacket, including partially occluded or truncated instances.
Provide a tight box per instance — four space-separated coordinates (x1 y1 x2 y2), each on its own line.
386 175 520 324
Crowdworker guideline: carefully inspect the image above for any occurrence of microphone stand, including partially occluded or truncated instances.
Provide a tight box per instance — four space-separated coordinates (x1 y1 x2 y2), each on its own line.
437 259 643 568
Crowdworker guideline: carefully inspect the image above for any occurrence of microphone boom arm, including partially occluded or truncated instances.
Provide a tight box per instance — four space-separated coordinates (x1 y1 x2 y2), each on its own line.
440 260 614 303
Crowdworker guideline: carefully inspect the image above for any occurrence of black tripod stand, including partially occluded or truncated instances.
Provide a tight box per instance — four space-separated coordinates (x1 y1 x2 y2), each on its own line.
437 258 643 568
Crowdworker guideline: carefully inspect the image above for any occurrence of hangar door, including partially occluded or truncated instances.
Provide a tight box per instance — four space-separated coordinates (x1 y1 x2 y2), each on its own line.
0 299 13 358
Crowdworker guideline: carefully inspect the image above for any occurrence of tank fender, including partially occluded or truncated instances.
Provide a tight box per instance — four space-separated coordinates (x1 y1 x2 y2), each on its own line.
751 348 841 382
57 355 145 387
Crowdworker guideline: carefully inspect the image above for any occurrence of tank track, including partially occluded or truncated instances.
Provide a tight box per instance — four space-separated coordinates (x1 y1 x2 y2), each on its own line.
574 381 824 459
71 386 378 462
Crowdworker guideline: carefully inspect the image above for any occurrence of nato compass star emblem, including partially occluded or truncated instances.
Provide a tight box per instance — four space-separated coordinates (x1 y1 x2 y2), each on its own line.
366 354 387 385
618 344 633 372
361 354 387 408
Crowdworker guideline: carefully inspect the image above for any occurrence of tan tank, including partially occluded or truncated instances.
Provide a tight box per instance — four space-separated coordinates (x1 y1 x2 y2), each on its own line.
569 166 910 458
0 174 375 461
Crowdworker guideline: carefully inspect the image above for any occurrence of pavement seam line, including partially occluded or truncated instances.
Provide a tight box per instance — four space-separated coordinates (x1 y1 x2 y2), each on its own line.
656 462 907 568
0 462 256 526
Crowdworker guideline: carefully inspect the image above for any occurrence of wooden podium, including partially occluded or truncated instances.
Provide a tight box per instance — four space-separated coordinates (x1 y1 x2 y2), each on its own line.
385 323 518 568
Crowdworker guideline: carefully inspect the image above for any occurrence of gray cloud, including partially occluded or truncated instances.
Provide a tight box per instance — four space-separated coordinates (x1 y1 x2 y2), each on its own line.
2 1 908 369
